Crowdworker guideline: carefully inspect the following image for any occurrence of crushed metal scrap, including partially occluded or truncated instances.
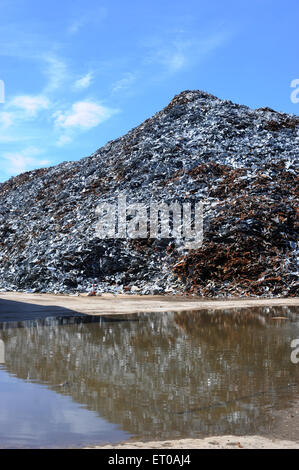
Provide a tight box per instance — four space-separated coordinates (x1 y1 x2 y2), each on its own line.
0 90 298 297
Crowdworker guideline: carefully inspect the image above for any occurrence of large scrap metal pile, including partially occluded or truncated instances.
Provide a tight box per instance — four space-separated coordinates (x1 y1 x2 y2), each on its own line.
0 90 298 297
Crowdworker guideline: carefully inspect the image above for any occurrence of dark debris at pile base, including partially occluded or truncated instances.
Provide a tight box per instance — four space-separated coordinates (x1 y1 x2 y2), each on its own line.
0 90 298 297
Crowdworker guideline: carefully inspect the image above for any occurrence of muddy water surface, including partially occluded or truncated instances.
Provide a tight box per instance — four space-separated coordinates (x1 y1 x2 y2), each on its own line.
0 306 298 448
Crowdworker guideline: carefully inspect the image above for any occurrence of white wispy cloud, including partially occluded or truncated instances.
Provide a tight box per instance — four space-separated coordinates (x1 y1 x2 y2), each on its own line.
111 72 137 94
0 111 14 128
68 7 108 35
56 134 72 146
54 101 118 130
0 24 50 60
10 95 50 116
68 21 83 35
0 95 50 135
163 51 186 72
145 31 230 73
43 55 68 92
73 72 94 90
2 147 51 175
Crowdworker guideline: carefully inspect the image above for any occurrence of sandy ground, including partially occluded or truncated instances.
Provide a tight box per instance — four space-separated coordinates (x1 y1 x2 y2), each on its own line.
87 435 299 449
87 401 299 449
0 292 298 321
87 399 299 449
269 399 299 443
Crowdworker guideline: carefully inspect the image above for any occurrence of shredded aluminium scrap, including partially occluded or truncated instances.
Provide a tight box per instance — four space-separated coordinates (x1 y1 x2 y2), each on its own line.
0 90 298 297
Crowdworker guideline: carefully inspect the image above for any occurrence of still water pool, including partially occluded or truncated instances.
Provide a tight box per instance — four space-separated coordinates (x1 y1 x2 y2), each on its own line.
0 306 298 448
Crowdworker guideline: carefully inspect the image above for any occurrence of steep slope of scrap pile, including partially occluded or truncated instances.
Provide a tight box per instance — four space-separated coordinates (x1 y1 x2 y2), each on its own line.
0 90 298 297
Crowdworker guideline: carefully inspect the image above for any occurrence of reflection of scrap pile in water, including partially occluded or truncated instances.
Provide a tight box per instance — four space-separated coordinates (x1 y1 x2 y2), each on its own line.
0 308 298 439
0 339 4 363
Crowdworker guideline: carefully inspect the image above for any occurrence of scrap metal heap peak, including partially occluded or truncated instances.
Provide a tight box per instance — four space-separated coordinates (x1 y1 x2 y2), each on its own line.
0 90 298 297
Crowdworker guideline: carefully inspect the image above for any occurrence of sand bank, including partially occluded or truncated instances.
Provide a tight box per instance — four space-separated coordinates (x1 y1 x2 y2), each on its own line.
0 292 298 322
87 434 299 449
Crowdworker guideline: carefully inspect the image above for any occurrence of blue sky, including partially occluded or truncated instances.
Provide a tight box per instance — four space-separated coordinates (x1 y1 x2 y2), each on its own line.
0 0 298 181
